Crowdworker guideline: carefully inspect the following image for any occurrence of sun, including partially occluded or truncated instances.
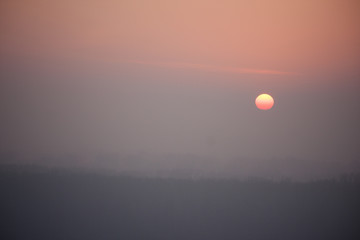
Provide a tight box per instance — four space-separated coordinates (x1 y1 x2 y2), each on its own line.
255 94 274 110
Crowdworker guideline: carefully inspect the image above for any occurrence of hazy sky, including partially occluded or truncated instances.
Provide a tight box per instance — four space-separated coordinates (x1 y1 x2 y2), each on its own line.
1 0 360 179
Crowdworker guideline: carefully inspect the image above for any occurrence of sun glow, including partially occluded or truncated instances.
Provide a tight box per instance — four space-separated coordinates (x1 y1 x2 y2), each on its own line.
255 94 274 110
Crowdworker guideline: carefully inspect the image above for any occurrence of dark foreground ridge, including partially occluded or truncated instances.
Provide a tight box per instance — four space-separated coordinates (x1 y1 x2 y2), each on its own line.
1 165 360 240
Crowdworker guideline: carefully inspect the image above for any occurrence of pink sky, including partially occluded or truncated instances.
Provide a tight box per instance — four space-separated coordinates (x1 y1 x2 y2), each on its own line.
1 0 360 179
1 0 359 77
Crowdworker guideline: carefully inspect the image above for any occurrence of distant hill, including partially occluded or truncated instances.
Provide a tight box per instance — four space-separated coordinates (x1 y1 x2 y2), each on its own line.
1 165 360 240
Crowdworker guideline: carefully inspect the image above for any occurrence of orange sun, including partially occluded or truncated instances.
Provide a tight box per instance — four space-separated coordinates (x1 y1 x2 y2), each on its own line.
255 94 274 110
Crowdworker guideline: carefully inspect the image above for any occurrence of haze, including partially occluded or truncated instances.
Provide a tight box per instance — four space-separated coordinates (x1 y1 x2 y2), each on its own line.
1 0 360 180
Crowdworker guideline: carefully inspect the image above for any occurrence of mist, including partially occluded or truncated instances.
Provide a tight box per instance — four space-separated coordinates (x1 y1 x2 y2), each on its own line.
1 56 360 180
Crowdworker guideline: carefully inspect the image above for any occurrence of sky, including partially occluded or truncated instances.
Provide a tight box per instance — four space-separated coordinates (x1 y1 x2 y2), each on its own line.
1 0 360 180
